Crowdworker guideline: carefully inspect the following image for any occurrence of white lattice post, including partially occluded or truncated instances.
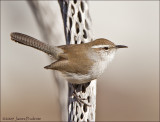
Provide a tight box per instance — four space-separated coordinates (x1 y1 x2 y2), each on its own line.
58 0 96 121
28 1 68 121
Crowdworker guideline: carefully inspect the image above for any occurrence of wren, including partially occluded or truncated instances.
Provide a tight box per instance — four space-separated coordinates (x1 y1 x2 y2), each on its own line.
10 32 127 84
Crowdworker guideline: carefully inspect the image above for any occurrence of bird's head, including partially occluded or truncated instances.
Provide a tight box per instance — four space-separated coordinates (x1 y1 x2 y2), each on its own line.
87 38 128 63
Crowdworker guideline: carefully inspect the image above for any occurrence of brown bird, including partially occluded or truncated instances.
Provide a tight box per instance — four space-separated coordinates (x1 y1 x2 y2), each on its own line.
11 32 127 84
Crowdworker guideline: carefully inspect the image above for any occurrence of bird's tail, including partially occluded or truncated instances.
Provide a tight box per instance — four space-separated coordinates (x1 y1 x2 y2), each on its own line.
10 32 62 59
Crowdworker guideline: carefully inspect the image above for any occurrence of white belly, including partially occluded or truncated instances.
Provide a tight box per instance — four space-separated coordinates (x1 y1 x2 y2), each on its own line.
62 61 108 84
63 72 93 84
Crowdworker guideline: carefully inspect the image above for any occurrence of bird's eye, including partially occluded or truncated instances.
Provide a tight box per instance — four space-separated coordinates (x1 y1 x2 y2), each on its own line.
103 47 109 50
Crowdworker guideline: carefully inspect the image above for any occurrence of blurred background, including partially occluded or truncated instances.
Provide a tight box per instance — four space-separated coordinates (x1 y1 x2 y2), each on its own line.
1 1 159 121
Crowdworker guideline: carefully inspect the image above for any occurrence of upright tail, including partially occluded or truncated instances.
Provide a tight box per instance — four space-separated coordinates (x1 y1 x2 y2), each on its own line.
10 32 62 59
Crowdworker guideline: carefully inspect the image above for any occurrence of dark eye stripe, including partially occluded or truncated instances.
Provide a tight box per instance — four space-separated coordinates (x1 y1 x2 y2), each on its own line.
103 47 109 50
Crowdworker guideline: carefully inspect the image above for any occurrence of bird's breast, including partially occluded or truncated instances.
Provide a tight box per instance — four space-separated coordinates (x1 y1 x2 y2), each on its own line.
89 60 108 79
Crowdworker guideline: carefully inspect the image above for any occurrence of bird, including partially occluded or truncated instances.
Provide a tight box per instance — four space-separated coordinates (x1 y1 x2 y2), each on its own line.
10 32 127 84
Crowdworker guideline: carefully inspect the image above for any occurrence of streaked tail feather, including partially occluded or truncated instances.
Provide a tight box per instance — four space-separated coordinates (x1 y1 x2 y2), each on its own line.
10 32 62 59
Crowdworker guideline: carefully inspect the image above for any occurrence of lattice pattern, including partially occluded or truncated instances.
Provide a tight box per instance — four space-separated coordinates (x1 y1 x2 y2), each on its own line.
66 0 93 44
59 0 96 121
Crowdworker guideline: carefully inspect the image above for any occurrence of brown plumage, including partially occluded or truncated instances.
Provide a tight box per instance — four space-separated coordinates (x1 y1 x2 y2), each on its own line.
10 32 127 84
45 38 115 75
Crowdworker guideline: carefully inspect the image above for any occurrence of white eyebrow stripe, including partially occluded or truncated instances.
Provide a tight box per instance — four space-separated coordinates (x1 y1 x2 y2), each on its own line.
91 45 109 49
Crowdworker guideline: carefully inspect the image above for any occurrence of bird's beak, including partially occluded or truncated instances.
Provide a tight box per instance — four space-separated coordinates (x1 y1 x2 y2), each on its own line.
115 45 128 48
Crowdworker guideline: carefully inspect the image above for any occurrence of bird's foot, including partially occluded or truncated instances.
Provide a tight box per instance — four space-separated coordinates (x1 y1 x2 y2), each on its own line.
72 92 91 107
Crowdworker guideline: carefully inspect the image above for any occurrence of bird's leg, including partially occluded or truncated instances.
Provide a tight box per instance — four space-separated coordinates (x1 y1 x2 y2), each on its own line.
72 92 91 107
71 84 91 107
